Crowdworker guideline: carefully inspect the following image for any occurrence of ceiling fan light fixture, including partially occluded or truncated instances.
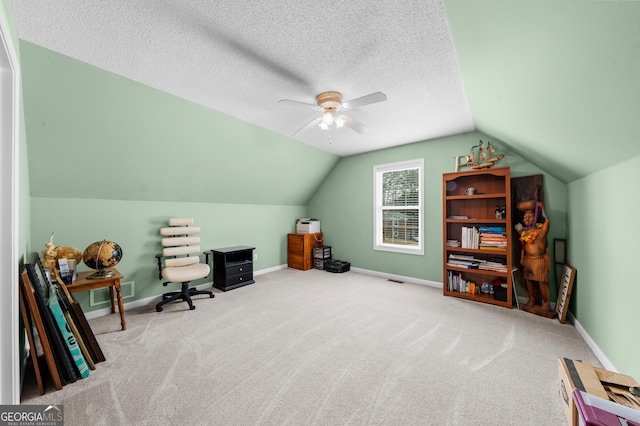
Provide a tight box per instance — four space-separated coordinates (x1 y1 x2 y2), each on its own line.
280 90 386 136
322 110 334 126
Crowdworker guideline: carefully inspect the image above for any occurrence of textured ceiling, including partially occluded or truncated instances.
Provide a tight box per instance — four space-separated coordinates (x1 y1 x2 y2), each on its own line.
13 1 640 183
12 0 474 157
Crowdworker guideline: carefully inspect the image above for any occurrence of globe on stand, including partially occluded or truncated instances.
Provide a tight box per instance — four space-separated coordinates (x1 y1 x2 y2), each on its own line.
83 240 123 279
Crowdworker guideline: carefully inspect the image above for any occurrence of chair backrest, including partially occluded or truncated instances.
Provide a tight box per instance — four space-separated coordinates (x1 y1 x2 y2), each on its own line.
160 218 202 269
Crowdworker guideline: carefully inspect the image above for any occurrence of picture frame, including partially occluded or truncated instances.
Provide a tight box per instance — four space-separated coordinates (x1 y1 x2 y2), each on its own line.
46 280 91 378
556 263 576 324
56 275 106 363
26 252 79 383
554 238 567 290
32 252 94 375
19 268 63 392
554 239 566 264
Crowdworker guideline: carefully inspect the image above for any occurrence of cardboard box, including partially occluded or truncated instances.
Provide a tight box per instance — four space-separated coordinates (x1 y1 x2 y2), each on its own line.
558 357 640 426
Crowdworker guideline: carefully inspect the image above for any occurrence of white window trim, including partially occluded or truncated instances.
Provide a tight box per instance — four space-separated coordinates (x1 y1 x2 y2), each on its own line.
373 158 424 255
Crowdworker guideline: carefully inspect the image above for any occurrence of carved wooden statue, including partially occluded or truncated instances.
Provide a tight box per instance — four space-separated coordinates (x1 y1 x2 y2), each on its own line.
516 201 557 318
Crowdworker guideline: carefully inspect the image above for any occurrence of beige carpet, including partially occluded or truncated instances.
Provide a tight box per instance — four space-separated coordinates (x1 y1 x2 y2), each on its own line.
21 268 600 425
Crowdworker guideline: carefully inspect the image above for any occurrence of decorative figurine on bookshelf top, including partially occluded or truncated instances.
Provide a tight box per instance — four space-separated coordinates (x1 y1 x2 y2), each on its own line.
453 140 505 172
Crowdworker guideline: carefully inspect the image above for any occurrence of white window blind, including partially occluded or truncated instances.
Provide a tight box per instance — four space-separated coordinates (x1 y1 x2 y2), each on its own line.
373 159 424 255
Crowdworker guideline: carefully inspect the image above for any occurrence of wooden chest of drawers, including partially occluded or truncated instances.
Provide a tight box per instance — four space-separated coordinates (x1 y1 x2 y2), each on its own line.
287 233 323 270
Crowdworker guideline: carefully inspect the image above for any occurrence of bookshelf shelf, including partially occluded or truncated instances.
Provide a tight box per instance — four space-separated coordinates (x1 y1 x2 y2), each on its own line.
442 167 513 308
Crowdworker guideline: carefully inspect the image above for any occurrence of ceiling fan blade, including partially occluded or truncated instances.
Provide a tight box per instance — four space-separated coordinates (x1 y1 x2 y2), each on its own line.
277 99 318 109
292 117 322 136
338 115 369 134
342 92 387 109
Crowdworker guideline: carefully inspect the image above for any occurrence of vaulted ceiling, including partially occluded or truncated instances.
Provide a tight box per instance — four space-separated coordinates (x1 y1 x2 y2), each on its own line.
12 1 640 183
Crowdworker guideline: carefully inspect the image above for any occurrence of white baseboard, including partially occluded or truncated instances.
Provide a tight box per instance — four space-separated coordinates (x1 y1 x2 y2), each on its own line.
254 264 287 276
350 267 442 289
568 311 618 372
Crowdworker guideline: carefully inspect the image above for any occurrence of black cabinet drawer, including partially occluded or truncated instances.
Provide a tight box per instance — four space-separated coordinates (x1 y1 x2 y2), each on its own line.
225 272 254 288
226 262 253 277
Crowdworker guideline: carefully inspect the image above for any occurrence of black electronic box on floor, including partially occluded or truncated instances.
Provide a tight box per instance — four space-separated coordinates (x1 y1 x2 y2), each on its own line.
325 260 350 273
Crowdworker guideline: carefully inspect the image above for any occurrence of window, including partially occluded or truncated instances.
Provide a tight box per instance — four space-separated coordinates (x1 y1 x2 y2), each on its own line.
373 159 424 255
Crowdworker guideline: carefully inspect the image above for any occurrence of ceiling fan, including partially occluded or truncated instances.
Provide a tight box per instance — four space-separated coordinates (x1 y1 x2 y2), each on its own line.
278 91 387 136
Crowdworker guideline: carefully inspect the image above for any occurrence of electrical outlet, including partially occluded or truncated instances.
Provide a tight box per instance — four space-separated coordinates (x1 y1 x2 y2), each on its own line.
253 253 258 261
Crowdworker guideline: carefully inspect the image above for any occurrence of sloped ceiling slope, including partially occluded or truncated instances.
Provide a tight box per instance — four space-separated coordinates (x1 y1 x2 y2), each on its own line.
12 1 640 185
19 41 339 205
12 0 474 158
446 1 640 183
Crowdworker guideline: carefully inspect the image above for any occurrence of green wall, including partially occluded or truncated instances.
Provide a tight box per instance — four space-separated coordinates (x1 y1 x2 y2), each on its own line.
30 197 305 309
19 41 339 205
567 155 640 380
445 0 640 184
308 131 567 295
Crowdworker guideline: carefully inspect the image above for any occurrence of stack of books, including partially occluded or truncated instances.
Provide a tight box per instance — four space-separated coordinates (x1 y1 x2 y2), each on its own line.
477 258 507 272
447 253 507 273
478 226 507 251
446 253 481 269
446 239 461 247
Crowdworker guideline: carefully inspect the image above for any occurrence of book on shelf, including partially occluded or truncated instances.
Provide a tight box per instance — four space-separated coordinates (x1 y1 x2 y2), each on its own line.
478 266 507 272
447 262 479 269
448 253 477 261
446 271 479 294
479 226 505 232
461 226 479 249
480 237 507 247
446 239 461 247
447 215 469 220
478 246 506 252
479 245 507 250
447 254 481 269
477 259 507 272
479 235 506 241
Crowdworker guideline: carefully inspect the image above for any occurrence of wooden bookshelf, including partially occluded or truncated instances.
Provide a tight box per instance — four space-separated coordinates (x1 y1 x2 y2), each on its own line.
442 167 513 308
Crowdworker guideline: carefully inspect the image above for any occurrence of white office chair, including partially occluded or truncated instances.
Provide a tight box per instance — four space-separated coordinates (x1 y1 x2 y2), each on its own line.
155 218 214 312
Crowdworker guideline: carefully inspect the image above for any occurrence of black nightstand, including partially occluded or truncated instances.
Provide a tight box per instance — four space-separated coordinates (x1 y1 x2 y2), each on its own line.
209 246 255 291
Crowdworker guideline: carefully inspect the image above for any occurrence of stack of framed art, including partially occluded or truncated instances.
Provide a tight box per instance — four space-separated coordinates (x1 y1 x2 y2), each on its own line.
19 252 106 395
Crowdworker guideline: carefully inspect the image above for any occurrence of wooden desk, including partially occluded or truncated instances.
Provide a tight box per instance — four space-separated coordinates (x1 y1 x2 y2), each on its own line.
66 269 126 330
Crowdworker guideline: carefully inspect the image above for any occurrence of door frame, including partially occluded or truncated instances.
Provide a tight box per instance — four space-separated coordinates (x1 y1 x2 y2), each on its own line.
0 8 22 404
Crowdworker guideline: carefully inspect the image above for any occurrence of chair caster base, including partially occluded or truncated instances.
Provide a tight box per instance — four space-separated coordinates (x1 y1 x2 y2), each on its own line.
155 282 213 312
